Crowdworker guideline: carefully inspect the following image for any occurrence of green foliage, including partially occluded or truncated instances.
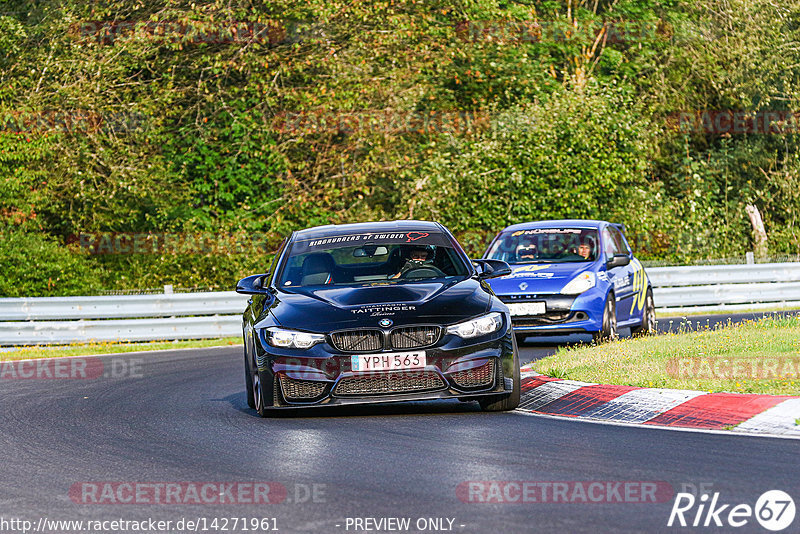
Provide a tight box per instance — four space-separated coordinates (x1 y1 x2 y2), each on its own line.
413 82 656 240
0 0 797 294
0 226 102 296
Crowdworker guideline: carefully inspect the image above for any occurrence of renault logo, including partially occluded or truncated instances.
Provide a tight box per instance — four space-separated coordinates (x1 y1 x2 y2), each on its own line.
379 318 393 328
519 282 529 291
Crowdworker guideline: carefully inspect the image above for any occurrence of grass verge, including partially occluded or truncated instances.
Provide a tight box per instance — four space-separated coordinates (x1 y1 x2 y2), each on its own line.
527 316 800 396
657 306 800 318
0 338 242 361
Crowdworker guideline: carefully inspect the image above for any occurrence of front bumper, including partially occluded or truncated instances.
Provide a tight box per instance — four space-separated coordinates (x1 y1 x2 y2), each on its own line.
499 289 606 335
252 325 516 408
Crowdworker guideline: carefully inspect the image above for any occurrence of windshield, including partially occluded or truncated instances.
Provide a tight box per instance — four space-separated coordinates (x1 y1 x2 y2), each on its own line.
486 228 599 264
278 232 470 288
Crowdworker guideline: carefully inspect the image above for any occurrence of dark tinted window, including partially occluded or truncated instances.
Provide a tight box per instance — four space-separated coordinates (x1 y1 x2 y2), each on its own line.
277 232 469 287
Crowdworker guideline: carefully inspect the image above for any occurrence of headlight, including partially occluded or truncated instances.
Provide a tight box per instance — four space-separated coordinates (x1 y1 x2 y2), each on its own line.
561 272 596 295
447 312 503 339
264 327 325 349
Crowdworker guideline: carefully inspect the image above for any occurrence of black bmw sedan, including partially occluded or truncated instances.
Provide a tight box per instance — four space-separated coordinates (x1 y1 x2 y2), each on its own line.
235 220 520 416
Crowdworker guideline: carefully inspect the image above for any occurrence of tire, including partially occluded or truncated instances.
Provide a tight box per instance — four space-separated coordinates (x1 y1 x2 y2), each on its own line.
244 349 255 409
252 367 270 417
479 337 521 412
631 289 656 335
592 293 618 343
246 350 271 417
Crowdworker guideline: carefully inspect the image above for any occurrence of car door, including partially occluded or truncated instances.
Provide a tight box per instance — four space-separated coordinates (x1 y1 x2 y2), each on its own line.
618 230 649 321
602 226 635 323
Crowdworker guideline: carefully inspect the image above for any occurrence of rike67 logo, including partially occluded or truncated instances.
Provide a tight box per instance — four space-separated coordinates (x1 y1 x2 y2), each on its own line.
668 490 795 531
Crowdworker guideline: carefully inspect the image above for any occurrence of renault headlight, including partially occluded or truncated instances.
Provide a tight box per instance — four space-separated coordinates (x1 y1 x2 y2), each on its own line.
446 312 503 339
264 327 325 349
561 272 596 295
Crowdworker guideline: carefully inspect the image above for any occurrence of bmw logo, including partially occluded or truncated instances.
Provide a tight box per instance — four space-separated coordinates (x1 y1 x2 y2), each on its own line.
519 282 529 291
379 318 393 328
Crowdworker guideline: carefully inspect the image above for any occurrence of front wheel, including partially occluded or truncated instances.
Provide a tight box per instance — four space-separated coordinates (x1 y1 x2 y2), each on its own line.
246 352 272 417
252 369 271 417
631 289 656 335
479 339 521 412
592 293 618 343
244 349 255 409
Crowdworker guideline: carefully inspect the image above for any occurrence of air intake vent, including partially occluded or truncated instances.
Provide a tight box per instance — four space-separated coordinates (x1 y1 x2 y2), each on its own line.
389 326 441 350
334 371 444 396
279 376 327 400
450 360 496 389
330 329 383 352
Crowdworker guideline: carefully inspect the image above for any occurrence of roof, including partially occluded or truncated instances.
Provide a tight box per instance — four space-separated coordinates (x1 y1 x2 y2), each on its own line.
293 220 445 240
500 219 611 232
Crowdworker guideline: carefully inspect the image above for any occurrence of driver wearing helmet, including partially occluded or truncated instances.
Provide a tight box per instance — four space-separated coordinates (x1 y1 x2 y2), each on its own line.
516 243 537 262
578 237 596 260
391 245 434 279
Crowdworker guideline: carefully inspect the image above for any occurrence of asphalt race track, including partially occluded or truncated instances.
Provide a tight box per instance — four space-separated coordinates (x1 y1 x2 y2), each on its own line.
1 313 799 534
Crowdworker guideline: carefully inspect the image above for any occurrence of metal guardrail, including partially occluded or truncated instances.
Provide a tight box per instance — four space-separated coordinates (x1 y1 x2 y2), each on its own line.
0 316 243 345
647 262 800 287
1 262 799 345
0 292 248 320
650 262 800 314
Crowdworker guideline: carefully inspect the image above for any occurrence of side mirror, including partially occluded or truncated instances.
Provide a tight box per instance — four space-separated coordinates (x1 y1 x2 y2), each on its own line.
606 254 631 269
236 273 270 294
472 259 512 279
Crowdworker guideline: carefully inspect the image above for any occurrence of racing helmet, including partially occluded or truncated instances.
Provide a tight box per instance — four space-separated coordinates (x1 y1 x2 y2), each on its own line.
406 244 435 266
516 242 537 261
579 235 597 259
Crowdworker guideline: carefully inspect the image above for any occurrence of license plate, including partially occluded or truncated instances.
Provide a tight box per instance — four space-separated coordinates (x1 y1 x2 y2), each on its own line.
351 351 426 372
508 302 546 316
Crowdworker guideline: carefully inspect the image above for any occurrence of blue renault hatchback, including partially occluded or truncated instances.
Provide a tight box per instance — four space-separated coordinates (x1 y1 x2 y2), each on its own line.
483 220 655 343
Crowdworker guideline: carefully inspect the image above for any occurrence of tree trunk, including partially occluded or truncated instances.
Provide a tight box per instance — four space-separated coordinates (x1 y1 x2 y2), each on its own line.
745 204 768 259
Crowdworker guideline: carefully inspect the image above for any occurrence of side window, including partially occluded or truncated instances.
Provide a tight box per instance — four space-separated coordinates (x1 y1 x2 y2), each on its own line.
609 227 630 255
602 228 620 258
617 228 633 254
263 238 288 287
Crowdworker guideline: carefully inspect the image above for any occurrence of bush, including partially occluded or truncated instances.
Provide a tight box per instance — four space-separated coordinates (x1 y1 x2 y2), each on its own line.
0 228 102 297
413 82 657 255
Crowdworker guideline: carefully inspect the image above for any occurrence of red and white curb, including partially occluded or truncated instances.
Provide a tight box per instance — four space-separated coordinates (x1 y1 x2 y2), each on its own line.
518 371 800 438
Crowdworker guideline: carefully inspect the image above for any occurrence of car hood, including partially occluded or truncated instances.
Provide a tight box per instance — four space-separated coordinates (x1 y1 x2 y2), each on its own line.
487 262 596 295
264 278 492 330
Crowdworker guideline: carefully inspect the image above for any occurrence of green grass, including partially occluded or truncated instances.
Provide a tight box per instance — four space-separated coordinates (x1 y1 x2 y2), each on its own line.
526 316 800 396
0 337 242 361
657 306 800 318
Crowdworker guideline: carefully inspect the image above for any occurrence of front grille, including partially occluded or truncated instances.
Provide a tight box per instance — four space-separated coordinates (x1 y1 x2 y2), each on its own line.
389 326 441 350
450 360 496 389
279 375 327 400
334 371 444 396
500 294 545 302
514 311 582 327
330 329 383 352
